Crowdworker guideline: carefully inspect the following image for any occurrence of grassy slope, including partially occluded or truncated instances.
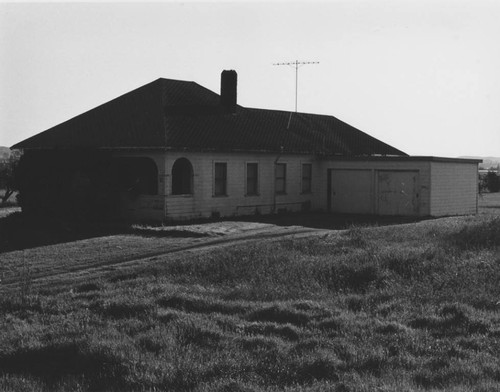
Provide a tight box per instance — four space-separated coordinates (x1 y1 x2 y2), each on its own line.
1 200 500 391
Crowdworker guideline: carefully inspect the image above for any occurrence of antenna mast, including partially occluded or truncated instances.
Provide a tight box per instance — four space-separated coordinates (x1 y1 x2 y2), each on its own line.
273 60 319 112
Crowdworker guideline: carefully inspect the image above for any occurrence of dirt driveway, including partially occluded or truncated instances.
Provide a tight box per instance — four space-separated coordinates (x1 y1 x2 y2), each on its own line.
1 193 498 291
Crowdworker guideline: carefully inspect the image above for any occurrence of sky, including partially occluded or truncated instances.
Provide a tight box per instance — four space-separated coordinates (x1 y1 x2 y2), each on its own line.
1 0 499 158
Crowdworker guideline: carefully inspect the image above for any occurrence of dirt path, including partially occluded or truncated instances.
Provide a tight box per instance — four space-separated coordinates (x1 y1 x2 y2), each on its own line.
3 193 497 293
1 222 335 292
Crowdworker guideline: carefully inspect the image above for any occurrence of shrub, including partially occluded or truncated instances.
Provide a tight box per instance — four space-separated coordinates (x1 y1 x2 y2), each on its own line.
485 171 500 193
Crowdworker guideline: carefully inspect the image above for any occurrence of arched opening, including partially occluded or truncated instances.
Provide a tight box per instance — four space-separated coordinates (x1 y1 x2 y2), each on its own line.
107 157 158 195
172 158 193 195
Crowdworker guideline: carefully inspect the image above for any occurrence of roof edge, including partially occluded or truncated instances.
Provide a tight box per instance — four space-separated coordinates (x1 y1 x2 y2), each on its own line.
324 155 482 163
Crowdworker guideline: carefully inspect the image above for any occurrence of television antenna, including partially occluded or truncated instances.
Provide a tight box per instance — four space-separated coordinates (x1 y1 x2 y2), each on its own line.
273 60 319 112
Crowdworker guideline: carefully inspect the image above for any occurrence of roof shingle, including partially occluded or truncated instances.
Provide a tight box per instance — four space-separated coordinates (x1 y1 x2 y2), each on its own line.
12 78 407 157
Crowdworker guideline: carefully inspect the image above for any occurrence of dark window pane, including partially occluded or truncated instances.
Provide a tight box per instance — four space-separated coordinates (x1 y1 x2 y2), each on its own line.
246 163 258 195
172 158 193 195
302 163 312 193
214 162 227 196
275 163 286 194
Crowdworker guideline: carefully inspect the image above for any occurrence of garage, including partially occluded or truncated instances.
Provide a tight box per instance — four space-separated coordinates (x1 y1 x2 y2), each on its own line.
330 169 373 214
324 157 480 217
377 170 419 216
329 169 419 216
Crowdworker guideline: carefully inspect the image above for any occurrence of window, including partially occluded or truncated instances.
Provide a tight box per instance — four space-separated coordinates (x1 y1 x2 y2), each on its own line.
302 163 312 193
214 162 227 196
246 163 258 196
172 158 193 195
275 163 286 194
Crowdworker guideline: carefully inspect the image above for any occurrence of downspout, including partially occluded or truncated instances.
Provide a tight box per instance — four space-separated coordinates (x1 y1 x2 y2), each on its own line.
162 93 169 222
273 112 292 213
163 155 168 221
273 148 283 214
476 161 480 215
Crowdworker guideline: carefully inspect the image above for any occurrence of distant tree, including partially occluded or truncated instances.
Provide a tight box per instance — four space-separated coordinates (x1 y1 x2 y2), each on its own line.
485 170 500 193
479 174 488 194
0 150 21 203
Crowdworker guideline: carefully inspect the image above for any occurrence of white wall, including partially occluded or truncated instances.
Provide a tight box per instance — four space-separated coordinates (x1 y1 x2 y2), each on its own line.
110 152 479 221
164 152 320 221
430 161 478 216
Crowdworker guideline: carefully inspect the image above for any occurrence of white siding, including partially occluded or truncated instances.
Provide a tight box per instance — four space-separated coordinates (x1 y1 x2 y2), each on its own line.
165 152 320 221
430 161 478 216
108 152 479 221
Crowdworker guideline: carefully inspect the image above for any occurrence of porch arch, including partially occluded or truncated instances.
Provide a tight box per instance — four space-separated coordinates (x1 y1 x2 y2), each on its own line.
171 158 193 195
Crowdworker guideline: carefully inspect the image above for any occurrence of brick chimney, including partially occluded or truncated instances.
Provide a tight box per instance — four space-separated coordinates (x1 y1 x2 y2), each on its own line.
220 70 237 113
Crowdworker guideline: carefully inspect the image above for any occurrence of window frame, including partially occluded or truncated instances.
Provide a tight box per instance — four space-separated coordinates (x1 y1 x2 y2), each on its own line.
245 162 259 196
213 161 228 197
275 162 287 195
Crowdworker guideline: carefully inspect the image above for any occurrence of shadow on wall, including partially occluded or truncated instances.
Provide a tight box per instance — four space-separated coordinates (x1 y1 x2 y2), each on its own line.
15 151 158 221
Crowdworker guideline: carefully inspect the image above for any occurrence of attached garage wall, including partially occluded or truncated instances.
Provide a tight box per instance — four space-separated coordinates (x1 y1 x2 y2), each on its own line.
377 170 419 216
330 170 373 214
323 157 479 217
430 161 478 216
323 159 431 216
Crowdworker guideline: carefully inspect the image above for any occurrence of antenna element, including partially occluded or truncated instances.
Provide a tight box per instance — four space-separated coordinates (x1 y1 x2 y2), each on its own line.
273 60 319 112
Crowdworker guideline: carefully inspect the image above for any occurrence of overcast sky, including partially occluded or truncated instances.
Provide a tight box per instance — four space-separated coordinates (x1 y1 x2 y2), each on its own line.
1 0 499 157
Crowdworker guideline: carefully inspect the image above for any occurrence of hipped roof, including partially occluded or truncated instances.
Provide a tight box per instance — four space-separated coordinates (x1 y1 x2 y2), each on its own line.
12 78 407 157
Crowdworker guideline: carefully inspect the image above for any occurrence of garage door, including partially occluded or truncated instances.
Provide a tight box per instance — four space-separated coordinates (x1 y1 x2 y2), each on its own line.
377 171 419 216
330 169 373 214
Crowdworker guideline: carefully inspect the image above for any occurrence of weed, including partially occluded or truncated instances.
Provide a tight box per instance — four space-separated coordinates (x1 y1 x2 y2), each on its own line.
174 320 223 348
75 282 101 293
91 298 153 319
343 225 370 248
318 258 386 293
448 216 500 250
290 353 341 383
2 208 500 391
315 317 344 333
237 336 279 352
243 322 301 341
245 305 309 326
0 341 131 390
158 295 248 315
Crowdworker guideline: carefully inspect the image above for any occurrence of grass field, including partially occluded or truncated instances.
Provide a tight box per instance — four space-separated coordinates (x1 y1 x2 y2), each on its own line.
0 194 499 391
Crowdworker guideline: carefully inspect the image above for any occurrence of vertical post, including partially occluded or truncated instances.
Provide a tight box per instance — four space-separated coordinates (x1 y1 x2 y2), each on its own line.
295 60 298 112
273 60 319 113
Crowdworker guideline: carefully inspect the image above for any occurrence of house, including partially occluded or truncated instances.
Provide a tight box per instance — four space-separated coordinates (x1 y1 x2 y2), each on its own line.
11 70 481 221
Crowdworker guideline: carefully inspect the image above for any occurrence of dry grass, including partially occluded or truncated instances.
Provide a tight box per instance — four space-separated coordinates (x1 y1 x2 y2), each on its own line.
0 196 499 391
